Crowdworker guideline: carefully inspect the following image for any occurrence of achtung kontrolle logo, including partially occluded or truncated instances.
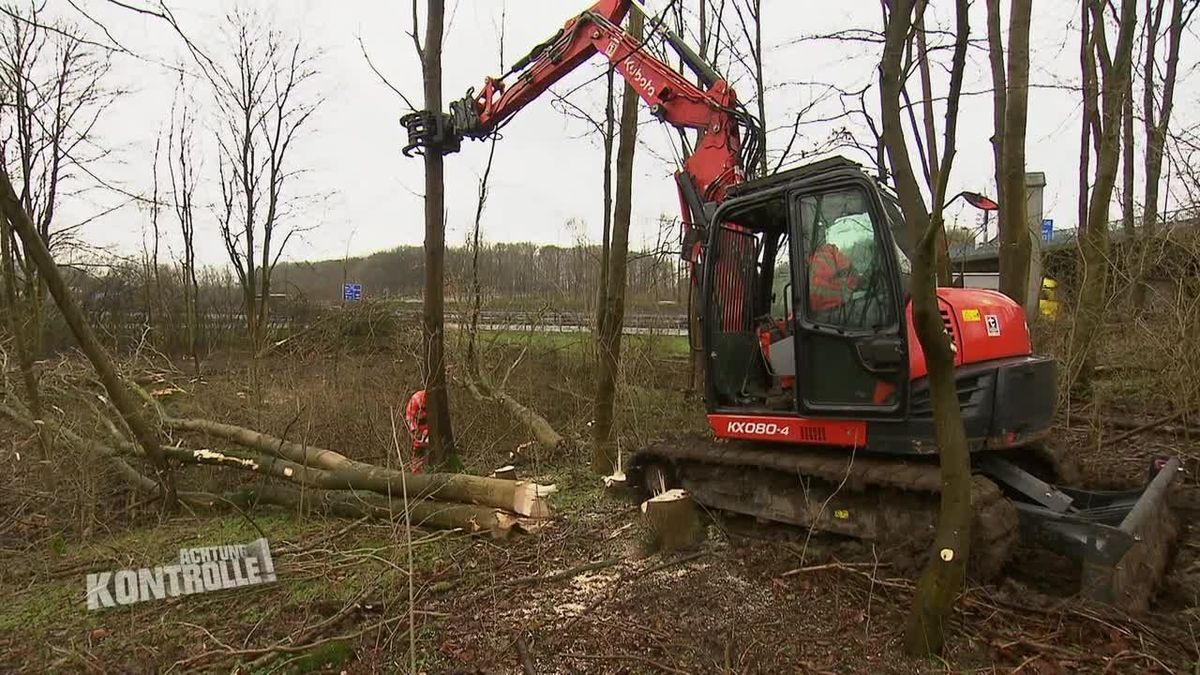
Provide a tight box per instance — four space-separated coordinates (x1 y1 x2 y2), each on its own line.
85 537 276 610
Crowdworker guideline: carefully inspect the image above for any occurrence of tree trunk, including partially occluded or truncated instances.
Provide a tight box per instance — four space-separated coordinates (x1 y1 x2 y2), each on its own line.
997 0 1033 305
985 0 1006 226
752 0 767 179
0 167 177 507
1136 0 1187 309
0 214 45 455
219 486 534 537
1070 0 1139 392
420 0 457 469
596 69 615 336
0 402 538 537
879 0 973 656
592 10 642 475
467 138 497 380
901 213 972 656
1122 85 1136 246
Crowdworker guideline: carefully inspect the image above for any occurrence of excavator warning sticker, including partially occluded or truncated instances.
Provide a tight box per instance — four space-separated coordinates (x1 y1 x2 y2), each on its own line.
961 308 981 322
985 315 1001 337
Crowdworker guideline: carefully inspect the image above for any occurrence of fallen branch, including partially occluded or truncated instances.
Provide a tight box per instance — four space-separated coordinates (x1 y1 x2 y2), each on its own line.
467 375 566 451
1099 411 1199 441
1102 409 1193 447
562 652 693 675
176 612 414 669
780 561 891 578
515 635 537 675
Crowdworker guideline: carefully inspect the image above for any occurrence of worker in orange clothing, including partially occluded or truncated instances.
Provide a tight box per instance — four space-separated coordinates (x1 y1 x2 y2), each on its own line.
807 241 859 313
404 390 430 473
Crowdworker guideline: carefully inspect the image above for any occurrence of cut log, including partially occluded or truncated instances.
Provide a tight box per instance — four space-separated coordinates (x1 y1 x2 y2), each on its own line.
640 489 704 552
492 465 517 480
193 486 538 538
162 416 555 517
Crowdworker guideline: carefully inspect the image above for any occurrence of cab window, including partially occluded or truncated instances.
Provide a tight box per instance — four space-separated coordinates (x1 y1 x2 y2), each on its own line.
796 188 895 331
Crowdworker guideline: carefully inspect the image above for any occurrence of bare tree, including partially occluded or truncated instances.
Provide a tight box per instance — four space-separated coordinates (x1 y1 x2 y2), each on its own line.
1070 0 1139 391
879 0 972 656
986 0 1033 306
210 11 320 357
168 78 201 374
1 206 43 449
0 3 112 413
597 70 616 334
412 0 457 468
730 0 766 177
0 162 178 506
467 13 505 381
1135 0 1195 308
592 10 643 476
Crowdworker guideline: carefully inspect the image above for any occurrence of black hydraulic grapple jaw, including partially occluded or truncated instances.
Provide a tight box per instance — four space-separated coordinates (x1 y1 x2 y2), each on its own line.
400 110 460 158
400 89 488 158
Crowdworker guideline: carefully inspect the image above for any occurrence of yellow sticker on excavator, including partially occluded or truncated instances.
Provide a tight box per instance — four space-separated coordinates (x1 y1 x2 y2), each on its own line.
834 509 850 520
961 309 982 322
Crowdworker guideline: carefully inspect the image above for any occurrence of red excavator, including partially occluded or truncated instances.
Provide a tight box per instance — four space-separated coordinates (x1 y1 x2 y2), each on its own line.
403 0 1179 609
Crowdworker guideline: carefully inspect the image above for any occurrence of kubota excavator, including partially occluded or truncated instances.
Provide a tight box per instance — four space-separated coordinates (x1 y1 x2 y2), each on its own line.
402 0 1180 609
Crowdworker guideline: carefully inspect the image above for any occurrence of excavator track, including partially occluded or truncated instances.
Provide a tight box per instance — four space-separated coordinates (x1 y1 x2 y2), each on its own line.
630 434 1020 580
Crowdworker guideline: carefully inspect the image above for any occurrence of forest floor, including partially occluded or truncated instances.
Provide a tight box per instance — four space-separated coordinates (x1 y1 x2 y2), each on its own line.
1 323 1198 674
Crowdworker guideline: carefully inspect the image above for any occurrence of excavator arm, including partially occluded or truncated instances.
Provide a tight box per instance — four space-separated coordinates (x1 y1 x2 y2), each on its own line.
402 0 762 261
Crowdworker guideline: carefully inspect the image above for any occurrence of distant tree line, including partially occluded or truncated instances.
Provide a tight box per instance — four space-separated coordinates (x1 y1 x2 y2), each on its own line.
275 242 688 308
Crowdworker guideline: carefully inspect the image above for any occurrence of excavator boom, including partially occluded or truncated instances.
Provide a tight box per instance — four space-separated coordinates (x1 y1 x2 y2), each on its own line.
402 0 762 263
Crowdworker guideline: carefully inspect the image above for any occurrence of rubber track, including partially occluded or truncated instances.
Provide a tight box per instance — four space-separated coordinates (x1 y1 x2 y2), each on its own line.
632 435 1020 580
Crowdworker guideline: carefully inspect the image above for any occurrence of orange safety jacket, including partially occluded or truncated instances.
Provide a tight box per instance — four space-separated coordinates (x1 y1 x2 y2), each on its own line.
808 244 858 311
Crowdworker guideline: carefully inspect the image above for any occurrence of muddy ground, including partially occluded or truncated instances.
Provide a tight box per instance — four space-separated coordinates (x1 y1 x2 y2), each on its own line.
1 324 1198 673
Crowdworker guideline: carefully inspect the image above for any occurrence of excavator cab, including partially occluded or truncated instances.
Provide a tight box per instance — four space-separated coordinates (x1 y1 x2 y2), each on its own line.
701 158 909 422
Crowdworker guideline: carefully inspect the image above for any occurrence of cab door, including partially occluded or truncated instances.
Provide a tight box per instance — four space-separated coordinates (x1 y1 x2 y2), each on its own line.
788 181 909 419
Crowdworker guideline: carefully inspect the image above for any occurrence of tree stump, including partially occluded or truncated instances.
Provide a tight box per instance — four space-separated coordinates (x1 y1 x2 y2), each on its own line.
640 489 704 552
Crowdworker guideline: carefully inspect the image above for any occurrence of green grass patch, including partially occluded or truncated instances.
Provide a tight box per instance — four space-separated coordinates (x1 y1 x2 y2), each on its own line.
547 466 606 522
0 580 79 632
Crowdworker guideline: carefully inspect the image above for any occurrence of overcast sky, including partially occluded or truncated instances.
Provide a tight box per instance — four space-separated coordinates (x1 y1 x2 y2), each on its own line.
47 0 1197 267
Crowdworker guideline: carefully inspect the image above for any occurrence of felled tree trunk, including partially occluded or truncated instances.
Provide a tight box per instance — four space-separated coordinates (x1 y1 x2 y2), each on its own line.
205 486 534 538
162 415 554 517
641 489 704 552
0 402 540 537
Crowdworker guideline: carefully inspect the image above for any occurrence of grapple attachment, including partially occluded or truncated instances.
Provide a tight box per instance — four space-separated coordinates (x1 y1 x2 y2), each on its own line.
400 110 461 158
1003 456 1181 611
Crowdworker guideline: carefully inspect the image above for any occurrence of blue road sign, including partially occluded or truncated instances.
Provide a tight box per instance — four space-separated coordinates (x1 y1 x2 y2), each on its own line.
343 283 362 301
1041 219 1053 242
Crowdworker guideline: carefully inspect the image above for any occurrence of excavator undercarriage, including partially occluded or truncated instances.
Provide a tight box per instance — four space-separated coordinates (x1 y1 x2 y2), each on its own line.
629 436 1181 610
